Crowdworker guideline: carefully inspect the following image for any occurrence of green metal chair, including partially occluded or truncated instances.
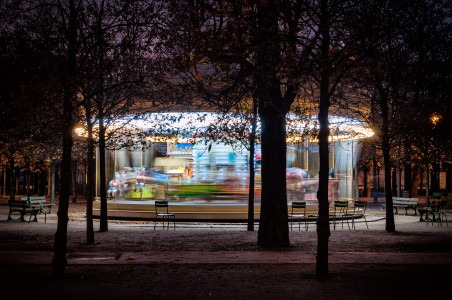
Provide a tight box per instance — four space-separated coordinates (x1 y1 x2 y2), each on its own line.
329 200 349 230
432 192 443 200
346 200 369 230
154 200 176 230
426 199 448 227
288 201 308 231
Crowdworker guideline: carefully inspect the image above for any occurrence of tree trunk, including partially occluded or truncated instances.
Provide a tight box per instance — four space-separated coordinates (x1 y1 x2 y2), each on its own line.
372 157 378 203
37 165 46 196
380 92 395 232
8 156 15 201
52 0 77 277
50 161 56 206
255 0 290 248
98 114 108 232
411 166 420 197
86 104 95 244
425 165 431 206
1 165 5 197
25 159 30 196
315 0 332 278
405 164 412 197
316 98 331 277
257 105 290 247
95 8 108 232
391 168 397 195
383 147 395 232
248 98 257 232
52 102 72 275
363 166 369 197
71 160 77 203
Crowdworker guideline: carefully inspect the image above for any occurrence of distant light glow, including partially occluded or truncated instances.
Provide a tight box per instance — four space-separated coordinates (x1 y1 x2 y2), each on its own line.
431 113 442 126
75 112 373 142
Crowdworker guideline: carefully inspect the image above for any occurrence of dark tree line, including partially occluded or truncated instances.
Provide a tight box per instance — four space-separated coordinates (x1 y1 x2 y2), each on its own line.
1 0 450 278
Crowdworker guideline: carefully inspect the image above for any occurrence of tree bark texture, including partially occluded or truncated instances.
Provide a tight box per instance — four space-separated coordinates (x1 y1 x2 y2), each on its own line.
257 105 290 247
52 86 73 276
255 0 290 248
8 156 15 201
383 147 395 232
99 114 108 232
411 167 420 197
52 0 77 277
86 108 95 244
316 0 332 278
380 93 395 233
247 99 258 231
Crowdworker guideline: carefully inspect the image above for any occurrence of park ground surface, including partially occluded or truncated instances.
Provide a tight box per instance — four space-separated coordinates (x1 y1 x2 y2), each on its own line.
1 196 452 299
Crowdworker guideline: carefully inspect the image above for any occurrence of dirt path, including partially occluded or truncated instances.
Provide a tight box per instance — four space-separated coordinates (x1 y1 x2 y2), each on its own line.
1 197 452 299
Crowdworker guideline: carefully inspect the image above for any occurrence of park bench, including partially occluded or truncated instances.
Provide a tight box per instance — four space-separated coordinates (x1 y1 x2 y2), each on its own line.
7 196 52 223
392 197 419 216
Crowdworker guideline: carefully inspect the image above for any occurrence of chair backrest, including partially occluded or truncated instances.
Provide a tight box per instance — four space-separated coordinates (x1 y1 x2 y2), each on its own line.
291 201 306 214
334 200 348 207
333 200 348 213
432 192 443 199
155 200 169 214
353 200 367 213
292 201 306 208
438 199 448 211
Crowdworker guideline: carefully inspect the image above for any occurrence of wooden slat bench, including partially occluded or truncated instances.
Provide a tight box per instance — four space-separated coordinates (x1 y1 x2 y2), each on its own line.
393 197 419 216
7 196 52 223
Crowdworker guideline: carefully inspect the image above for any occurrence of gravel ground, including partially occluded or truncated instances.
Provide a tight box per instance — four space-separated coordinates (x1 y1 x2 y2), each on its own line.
1 198 451 299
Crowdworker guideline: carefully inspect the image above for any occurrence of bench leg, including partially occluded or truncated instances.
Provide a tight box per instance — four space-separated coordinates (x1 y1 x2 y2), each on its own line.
7 209 31 222
404 207 417 216
28 213 35 223
418 210 427 222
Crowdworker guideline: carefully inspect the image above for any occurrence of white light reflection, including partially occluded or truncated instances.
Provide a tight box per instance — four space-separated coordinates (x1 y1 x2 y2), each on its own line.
75 112 374 142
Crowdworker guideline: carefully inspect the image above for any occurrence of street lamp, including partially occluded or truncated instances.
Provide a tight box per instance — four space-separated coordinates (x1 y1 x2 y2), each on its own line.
431 113 442 126
430 112 442 196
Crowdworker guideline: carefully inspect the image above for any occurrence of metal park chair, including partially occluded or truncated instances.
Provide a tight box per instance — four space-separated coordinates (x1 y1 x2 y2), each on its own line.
154 200 176 230
288 201 308 231
427 199 448 227
329 200 349 230
345 200 369 230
